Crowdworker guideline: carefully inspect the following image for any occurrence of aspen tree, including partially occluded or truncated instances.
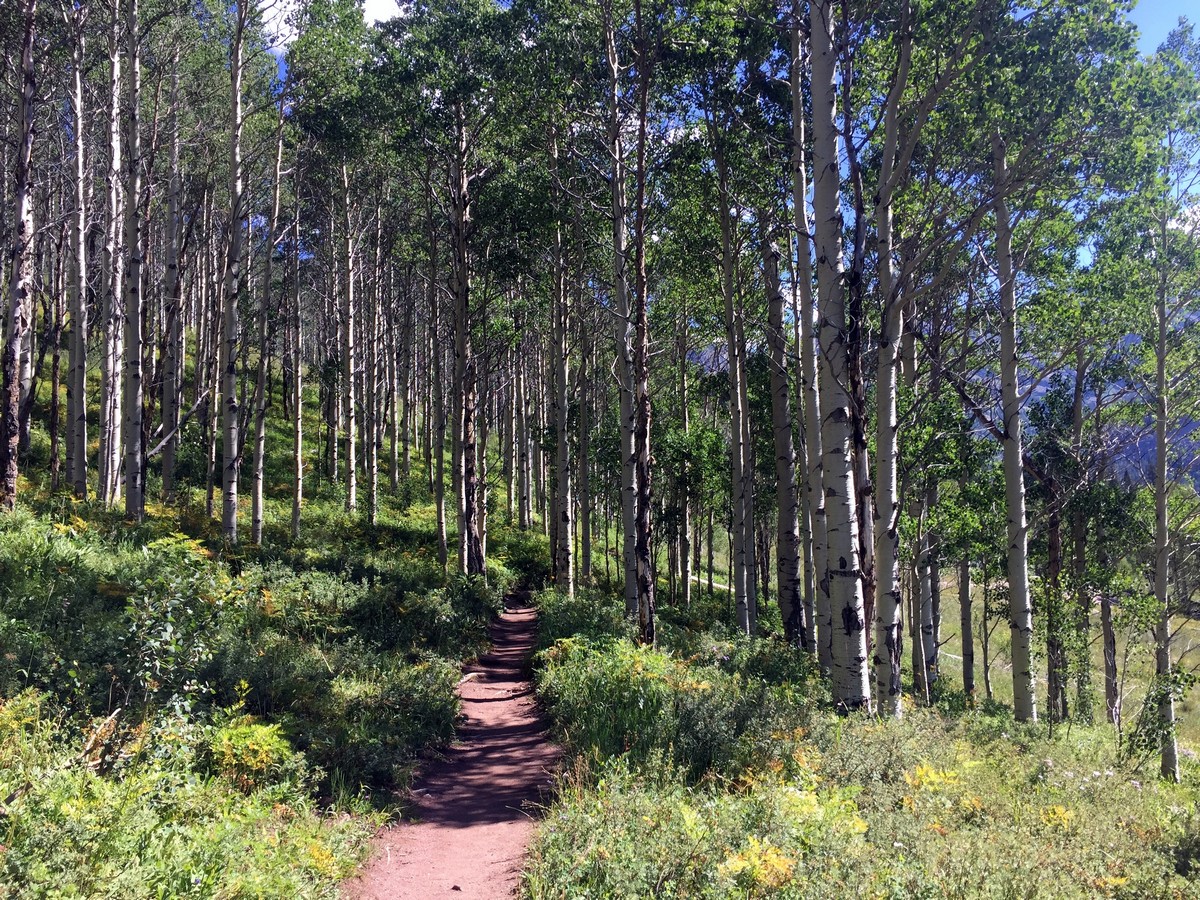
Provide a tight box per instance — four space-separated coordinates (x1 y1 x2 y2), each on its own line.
603 2 640 616
811 0 869 710
123 0 145 522
162 46 182 502
790 14 826 662
1 0 37 511
763 234 805 647
66 3 88 500
551 159 574 596
341 164 357 514
99 3 124 507
291 213 303 540
993 131 1037 722
631 0 655 644
715 146 756 635
222 0 249 543
251 97 286 545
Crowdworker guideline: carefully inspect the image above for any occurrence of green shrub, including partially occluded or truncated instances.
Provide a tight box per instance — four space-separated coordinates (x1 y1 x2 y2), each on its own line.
496 529 551 589
524 757 869 900
122 535 231 711
536 587 628 649
536 636 815 781
289 654 458 790
207 717 308 793
335 572 500 660
0 690 376 898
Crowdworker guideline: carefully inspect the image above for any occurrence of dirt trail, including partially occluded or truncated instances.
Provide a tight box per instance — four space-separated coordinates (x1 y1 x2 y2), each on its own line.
342 595 561 900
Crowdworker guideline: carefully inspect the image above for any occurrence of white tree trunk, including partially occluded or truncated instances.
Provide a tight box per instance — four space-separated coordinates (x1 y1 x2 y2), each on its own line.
122 0 144 522
811 0 870 710
605 13 639 615
98 5 124 508
1 0 37 511
162 48 183 503
764 237 804 645
251 101 285 544
341 165 358 514
1154 210 1180 781
221 2 247 543
552 215 574 596
68 13 88 500
516 335 531 531
291 214 303 540
993 131 1036 722
869 0 912 715
450 110 484 576
716 149 756 635
790 16 826 662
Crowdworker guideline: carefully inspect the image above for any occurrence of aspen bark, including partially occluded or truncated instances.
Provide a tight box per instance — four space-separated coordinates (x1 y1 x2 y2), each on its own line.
579 319 593 584
99 5 125 507
873 292 904 713
605 8 639 615
1154 209 1180 782
764 237 804 646
515 335 530 531
67 12 88 500
341 165 358 513
366 207 382 525
450 108 484 576
50 261 63 491
716 148 756 636
291 213 303 540
221 2 248 543
388 280 399 494
791 16 826 662
811 0 869 710
251 101 285 544
1 0 37 510
552 211 574 596
869 0 913 714
676 308 690 609
631 0 655 644
402 294 413 486
960 485 975 700
162 49 183 502
1102 590 1119 725
429 225 448 568
123 0 145 522
993 131 1036 722
1070 345 1093 722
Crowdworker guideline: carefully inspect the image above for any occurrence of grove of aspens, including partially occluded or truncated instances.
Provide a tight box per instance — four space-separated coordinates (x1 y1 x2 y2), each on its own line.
1 0 1199 896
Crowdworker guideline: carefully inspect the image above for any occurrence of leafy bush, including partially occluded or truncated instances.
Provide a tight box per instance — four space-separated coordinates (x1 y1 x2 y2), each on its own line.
0 690 376 898
308 655 459 789
122 536 231 711
207 716 308 793
536 636 816 781
536 587 628 649
531 581 1200 899
524 757 869 900
496 529 551 590
210 629 460 792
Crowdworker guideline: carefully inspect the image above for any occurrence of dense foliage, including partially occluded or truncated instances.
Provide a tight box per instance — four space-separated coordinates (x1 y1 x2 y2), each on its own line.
528 591 1200 898
3 0 1200 894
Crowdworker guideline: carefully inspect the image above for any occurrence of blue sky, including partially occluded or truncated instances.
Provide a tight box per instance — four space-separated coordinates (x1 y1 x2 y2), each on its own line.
1127 0 1192 55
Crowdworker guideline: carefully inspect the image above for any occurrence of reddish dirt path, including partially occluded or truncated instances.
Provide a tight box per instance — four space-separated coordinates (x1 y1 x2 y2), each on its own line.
342 595 561 900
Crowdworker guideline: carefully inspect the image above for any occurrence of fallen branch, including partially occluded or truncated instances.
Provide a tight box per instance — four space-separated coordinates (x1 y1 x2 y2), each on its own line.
146 391 209 460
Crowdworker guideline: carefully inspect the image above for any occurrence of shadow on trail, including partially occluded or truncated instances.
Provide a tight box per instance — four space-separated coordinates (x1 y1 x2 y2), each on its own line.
342 592 562 899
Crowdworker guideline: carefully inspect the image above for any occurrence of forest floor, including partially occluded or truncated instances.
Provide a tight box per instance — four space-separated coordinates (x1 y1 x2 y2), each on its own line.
342 592 562 900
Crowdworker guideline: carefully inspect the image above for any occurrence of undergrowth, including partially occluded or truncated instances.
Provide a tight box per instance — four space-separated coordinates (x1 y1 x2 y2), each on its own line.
526 588 1200 899
0 490 517 896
